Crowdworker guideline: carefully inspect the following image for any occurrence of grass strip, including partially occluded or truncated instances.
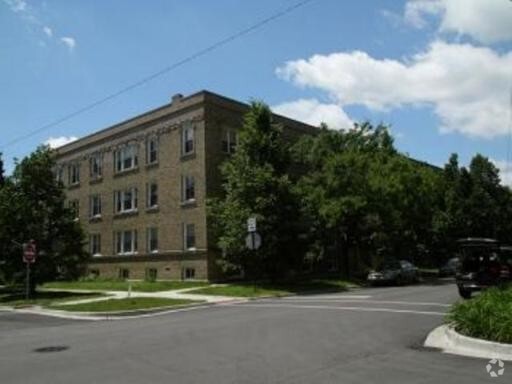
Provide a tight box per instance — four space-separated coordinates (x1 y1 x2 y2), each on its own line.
49 297 200 312
43 279 208 292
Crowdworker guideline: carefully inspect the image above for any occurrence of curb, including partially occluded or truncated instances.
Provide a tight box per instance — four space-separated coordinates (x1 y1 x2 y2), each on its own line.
425 324 512 361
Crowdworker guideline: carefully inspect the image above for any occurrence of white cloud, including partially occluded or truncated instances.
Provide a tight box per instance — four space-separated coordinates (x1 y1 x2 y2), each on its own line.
492 159 512 187
404 0 512 43
273 99 353 130
3 1 77 50
404 0 444 29
276 41 512 139
3 0 27 12
44 136 78 148
43 26 52 37
60 36 76 51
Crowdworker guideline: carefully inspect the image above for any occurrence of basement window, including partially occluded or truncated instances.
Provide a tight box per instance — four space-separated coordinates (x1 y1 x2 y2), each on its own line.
119 268 130 280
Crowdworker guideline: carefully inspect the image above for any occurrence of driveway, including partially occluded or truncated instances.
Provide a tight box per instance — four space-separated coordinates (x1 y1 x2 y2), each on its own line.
0 281 498 383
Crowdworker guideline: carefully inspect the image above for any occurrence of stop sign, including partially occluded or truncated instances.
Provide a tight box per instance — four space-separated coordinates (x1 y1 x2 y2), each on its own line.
23 241 37 263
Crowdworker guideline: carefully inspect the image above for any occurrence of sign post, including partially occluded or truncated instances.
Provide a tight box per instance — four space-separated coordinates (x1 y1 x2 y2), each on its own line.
22 240 37 300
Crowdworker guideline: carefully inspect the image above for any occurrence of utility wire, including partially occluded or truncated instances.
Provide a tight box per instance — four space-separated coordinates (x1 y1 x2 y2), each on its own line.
1 0 315 150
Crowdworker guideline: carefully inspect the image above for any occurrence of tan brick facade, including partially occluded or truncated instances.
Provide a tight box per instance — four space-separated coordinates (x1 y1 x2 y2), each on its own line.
55 91 317 281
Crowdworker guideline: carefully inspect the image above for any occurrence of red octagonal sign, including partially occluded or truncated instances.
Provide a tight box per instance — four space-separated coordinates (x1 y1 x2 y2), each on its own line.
23 241 37 264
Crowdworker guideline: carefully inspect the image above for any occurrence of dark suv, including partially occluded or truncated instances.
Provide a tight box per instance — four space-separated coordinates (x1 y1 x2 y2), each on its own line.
455 238 512 299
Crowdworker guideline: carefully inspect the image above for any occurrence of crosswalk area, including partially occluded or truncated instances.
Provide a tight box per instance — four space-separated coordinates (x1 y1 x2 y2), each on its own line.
232 289 455 317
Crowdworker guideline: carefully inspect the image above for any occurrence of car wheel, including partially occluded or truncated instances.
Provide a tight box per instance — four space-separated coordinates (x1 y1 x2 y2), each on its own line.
396 275 403 286
458 287 472 299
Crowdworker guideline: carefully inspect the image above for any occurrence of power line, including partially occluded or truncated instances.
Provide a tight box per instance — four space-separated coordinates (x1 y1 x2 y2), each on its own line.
1 0 315 150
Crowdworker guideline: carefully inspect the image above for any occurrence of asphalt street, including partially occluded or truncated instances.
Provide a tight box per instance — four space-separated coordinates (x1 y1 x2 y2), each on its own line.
0 280 501 383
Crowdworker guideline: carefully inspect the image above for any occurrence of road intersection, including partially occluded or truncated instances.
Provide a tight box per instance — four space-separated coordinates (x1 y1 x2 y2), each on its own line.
0 281 498 383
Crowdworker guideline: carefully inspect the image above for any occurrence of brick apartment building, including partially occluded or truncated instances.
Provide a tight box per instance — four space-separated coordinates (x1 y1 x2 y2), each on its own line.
55 90 317 281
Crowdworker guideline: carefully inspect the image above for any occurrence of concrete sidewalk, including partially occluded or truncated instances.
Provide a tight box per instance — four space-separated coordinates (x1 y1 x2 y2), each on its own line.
41 285 236 306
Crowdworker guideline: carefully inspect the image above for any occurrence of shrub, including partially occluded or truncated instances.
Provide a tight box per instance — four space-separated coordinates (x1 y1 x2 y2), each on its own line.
447 286 512 344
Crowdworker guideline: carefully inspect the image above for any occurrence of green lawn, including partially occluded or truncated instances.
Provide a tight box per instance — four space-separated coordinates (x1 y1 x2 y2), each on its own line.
0 290 106 308
49 297 200 312
43 279 209 292
447 286 512 344
192 279 354 298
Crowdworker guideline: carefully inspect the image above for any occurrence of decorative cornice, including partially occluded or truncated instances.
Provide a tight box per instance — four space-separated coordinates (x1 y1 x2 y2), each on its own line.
57 117 203 167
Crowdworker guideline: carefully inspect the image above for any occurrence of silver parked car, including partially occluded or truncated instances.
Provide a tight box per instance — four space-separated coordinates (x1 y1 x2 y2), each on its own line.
367 259 419 285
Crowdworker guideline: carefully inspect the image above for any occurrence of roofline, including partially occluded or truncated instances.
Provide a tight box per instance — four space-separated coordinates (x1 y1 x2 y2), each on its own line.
54 89 320 155
55 90 208 154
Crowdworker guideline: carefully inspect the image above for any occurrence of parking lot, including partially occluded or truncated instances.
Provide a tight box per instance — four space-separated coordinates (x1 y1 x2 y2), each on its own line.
0 281 497 384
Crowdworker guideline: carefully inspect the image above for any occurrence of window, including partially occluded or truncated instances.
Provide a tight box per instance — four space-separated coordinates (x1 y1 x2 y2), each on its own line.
55 167 64 183
90 234 101 256
146 137 158 165
88 269 100 279
119 268 130 280
69 163 80 185
69 199 79 219
114 144 138 173
145 268 158 282
147 227 158 253
115 230 138 255
183 267 195 280
181 175 195 202
222 130 238 154
181 123 194 155
184 223 196 250
114 188 138 213
89 194 102 218
146 182 158 208
89 153 103 179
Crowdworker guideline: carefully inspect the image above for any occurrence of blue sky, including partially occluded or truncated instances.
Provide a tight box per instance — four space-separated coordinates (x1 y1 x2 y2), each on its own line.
1 0 511 182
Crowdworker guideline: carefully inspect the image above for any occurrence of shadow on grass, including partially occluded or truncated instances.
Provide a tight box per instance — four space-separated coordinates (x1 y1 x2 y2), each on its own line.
199 278 359 298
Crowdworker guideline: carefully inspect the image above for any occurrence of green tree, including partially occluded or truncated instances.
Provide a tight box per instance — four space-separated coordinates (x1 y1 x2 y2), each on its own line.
293 122 441 274
209 102 302 279
0 146 89 289
433 153 512 261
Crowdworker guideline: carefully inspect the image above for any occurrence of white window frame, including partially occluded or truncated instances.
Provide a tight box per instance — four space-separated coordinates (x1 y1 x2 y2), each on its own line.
181 175 195 202
184 223 196 251
69 163 80 185
181 123 195 156
89 194 102 218
115 230 138 255
90 234 101 256
114 144 138 173
147 227 158 253
89 153 103 179
114 187 138 214
146 182 158 209
146 136 159 165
